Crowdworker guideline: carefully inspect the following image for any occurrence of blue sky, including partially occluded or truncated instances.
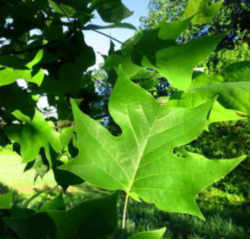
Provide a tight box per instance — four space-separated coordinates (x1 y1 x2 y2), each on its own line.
84 0 150 67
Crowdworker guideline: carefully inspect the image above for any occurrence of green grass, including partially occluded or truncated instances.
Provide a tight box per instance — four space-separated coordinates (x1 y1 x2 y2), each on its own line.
0 149 56 194
1 145 249 239
122 198 250 239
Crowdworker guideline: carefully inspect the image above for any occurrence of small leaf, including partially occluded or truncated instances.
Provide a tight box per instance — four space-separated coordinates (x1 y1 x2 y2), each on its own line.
128 228 166 239
0 84 36 117
26 50 43 68
40 194 65 211
0 50 44 87
96 0 133 23
48 0 76 17
169 73 245 124
175 81 250 115
0 192 13 209
158 18 191 40
221 61 250 82
85 23 136 30
59 126 74 148
184 0 223 24
6 110 61 163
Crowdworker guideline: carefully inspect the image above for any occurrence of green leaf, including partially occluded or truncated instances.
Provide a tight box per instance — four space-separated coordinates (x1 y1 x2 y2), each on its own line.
184 0 202 18
130 29 175 67
54 169 84 190
184 0 223 24
26 50 43 69
48 0 76 17
0 84 36 117
128 228 166 239
4 210 56 239
0 50 44 87
40 194 65 211
0 68 26 87
46 194 117 239
0 192 13 209
209 101 243 124
105 52 142 78
221 61 250 82
63 71 243 218
6 110 62 163
59 126 75 148
85 23 136 30
158 18 191 40
171 81 250 115
155 34 223 89
96 0 133 23
0 56 27 69
173 73 244 124
126 26 222 89
127 18 192 69
169 71 250 123
45 145 83 190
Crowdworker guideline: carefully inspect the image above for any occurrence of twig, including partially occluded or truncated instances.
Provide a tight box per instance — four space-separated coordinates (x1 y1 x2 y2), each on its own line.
23 189 46 208
54 122 74 129
121 192 129 230
91 29 123 45
23 186 58 208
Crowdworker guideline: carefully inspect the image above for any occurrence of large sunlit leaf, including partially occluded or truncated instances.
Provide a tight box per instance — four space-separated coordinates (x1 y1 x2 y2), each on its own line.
63 70 243 218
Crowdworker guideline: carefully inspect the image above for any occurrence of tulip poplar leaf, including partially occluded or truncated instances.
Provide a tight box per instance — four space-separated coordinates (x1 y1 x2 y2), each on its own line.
63 71 243 218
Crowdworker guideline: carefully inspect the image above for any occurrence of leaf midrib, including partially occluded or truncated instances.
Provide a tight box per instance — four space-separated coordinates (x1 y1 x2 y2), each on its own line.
125 104 161 194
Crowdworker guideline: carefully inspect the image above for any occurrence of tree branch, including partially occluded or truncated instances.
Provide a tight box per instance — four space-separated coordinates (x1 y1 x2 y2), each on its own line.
91 29 123 44
54 122 74 129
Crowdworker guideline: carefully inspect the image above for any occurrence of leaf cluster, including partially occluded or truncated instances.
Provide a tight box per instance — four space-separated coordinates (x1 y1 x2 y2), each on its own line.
0 0 249 238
